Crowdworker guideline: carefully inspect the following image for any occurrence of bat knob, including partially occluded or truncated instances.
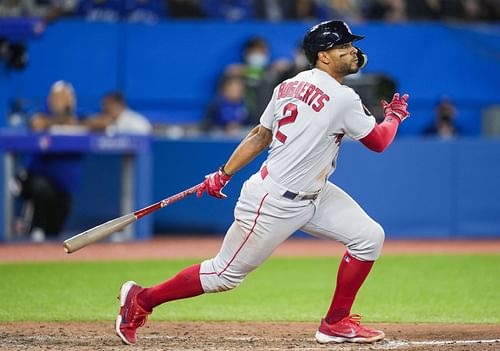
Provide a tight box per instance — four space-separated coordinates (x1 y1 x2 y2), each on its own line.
63 242 72 254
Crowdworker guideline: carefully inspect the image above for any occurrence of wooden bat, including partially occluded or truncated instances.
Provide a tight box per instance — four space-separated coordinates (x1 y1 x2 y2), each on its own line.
63 183 203 253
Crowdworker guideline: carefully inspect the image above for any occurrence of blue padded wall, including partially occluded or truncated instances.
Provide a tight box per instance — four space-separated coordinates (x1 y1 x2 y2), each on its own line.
148 138 500 238
43 137 500 238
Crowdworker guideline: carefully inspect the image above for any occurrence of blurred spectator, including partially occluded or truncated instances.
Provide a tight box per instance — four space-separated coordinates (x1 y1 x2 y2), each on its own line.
223 37 289 123
423 96 461 138
124 0 167 23
365 0 407 22
201 0 254 20
275 42 310 83
167 0 204 18
77 0 123 22
446 0 500 21
483 0 500 21
406 0 445 20
0 39 29 71
322 0 363 22
254 0 338 21
460 0 485 20
0 0 77 21
83 92 152 135
30 80 80 130
201 76 250 135
292 0 317 20
284 0 332 20
254 0 291 21
0 0 23 17
16 81 84 242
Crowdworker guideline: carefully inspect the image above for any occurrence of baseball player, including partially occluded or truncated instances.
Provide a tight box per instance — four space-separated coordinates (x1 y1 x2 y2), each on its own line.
115 20 410 345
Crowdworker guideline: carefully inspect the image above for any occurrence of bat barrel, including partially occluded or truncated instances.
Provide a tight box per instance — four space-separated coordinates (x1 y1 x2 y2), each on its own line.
62 183 202 254
63 213 137 253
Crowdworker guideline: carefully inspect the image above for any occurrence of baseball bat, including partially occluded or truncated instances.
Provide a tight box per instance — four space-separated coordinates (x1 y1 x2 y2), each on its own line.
63 183 203 254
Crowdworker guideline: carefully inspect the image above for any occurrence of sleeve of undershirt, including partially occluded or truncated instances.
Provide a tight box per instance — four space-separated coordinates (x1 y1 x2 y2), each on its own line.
360 115 400 152
341 90 376 140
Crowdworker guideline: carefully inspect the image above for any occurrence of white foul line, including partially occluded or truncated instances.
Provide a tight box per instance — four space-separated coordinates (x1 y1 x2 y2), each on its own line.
378 339 500 350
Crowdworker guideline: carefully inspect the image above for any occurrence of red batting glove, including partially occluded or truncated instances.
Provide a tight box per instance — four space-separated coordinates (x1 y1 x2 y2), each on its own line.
381 93 410 122
196 167 233 199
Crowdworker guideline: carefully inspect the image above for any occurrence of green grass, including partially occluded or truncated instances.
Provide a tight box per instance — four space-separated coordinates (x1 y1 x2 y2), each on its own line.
1 255 499 323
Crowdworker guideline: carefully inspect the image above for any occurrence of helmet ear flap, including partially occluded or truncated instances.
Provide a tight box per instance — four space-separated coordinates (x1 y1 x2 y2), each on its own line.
354 46 368 69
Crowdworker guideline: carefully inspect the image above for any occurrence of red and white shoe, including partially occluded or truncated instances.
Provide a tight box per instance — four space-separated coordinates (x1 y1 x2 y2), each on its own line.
115 281 151 345
315 314 385 344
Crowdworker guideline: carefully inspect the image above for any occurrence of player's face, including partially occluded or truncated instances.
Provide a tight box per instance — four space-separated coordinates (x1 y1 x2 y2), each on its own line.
327 42 359 75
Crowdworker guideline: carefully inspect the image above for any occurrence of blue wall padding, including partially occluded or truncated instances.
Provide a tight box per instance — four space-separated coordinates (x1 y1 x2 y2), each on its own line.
65 137 500 238
65 155 122 229
454 139 500 236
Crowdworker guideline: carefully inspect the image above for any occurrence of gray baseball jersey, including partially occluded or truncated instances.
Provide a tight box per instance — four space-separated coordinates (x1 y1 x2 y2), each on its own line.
200 68 384 293
260 68 375 193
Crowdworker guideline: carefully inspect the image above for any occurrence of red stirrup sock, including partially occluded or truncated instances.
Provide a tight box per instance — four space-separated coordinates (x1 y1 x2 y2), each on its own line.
137 263 204 312
325 252 374 324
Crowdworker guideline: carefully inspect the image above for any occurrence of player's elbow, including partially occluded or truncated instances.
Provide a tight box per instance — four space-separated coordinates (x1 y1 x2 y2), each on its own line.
256 126 273 148
363 141 388 153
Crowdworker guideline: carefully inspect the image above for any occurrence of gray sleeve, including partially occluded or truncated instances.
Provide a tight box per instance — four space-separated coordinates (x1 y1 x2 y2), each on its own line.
341 90 376 140
259 87 278 130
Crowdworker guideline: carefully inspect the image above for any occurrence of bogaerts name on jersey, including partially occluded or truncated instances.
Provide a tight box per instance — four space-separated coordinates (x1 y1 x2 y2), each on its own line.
277 81 330 112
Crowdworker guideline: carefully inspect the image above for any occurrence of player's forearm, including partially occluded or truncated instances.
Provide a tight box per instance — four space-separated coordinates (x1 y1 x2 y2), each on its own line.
360 116 400 153
223 125 272 175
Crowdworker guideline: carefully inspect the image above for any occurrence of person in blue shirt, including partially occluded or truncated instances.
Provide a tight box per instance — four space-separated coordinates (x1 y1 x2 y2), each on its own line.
201 76 250 135
17 81 83 242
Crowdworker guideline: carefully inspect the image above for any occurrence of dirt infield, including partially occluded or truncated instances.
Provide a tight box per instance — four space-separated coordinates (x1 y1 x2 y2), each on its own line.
1 238 499 350
1 321 499 351
1 237 500 262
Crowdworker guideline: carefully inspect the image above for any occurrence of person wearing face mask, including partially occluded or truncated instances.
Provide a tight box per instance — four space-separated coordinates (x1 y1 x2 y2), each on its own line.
224 37 289 124
15 81 84 242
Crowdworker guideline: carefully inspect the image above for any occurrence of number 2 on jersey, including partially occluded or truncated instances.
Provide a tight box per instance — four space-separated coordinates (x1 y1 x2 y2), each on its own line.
276 103 298 143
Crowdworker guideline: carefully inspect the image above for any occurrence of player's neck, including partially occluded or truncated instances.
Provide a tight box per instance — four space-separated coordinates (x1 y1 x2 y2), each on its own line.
314 65 345 83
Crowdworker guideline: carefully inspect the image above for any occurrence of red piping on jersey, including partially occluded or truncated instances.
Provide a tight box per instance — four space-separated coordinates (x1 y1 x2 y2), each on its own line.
217 193 269 276
200 193 269 277
360 116 400 152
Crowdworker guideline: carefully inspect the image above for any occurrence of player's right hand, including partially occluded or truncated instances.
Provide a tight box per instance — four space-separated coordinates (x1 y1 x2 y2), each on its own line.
381 93 410 122
196 167 233 199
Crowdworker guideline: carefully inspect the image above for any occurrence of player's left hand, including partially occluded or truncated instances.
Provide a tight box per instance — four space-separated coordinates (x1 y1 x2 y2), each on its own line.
381 93 410 122
196 167 233 199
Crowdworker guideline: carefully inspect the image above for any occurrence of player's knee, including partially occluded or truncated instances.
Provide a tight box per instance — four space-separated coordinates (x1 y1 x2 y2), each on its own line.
199 259 245 293
349 221 385 261
369 222 385 259
218 271 243 291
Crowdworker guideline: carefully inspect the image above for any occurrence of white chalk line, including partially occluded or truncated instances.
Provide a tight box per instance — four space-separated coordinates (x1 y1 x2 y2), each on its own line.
379 339 500 349
2 335 500 349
